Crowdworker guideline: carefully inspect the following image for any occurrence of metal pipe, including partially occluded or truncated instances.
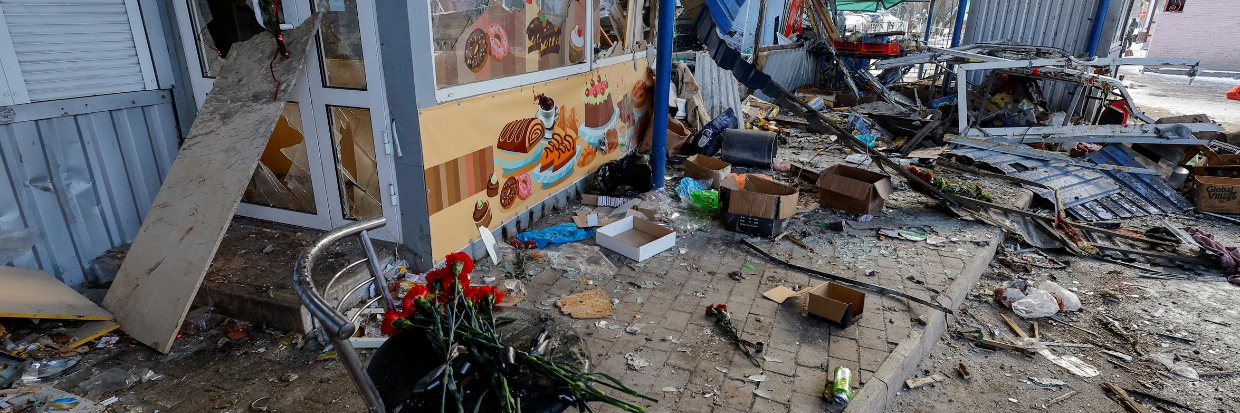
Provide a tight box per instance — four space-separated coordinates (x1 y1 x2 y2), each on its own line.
328 335 386 412
651 0 673 189
949 0 967 48
323 259 368 293
918 0 937 78
293 216 386 341
1086 0 1112 58
358 230 395 311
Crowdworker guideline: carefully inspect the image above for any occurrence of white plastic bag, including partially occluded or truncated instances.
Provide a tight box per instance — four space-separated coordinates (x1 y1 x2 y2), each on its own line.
1011 288 1060 319
1037 281 1081 312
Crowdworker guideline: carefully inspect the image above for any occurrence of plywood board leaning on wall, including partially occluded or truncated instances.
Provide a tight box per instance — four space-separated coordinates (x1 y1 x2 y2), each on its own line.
101 15 322 353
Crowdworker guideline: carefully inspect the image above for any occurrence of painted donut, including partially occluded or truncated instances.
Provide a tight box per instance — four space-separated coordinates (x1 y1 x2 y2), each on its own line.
516 172 533 200
500 176 518 209
464 28 489 73
487 24 508 62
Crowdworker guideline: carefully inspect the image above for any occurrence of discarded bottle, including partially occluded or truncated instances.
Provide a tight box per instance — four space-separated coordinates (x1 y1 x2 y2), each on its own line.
830 366 853 404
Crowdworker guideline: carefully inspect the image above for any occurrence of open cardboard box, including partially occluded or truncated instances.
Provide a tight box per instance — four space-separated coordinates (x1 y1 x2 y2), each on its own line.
806 282 865 328
684 155 732 188
720 175 799 236
1193 176 1240 214
816 164 893 215
581 194 630 207
596 216 676 262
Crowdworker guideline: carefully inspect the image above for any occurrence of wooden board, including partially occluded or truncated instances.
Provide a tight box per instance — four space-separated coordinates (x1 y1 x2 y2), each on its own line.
101 16 322 354
0 266 113 320
66 320 121 348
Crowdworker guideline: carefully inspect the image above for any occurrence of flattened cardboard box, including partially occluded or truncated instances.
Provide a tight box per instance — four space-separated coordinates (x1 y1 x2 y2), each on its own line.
806 282 865 328
684 155 732 188
816 164 893 215
1193 176 1240 214
596 216 676 262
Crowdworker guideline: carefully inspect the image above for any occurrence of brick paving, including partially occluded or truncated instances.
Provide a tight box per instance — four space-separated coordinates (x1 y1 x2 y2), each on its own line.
496 194 1001 413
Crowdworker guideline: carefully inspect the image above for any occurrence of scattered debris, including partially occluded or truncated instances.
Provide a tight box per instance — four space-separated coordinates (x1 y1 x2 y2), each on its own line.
555 288 615 319
1029 377 1066 387
905 373 946 389
624 353 650 370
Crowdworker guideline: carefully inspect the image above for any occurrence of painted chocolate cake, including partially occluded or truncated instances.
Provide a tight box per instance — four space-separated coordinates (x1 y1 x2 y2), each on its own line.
582 75 614 128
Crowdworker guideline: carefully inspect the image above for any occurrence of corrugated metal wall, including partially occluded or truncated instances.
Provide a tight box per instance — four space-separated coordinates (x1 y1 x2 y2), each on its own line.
755 45 817 102
961 0 1132 110
694 50 744 120
0 90 179 286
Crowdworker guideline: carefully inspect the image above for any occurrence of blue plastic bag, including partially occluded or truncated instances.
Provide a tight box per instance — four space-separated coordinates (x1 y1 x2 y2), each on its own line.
683 108 738 156
516 223 595 249
675 177 710 200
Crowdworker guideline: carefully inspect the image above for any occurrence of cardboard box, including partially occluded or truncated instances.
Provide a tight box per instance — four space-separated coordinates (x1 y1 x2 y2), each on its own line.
806 282 866 328
721 175 798 219
581 194 630 207
596 216 677 262
815 164 893 215
1193 176 1240 214
684 155 732 188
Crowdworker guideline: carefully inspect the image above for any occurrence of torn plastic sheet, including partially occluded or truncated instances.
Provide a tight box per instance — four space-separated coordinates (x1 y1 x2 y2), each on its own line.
0 227 39 264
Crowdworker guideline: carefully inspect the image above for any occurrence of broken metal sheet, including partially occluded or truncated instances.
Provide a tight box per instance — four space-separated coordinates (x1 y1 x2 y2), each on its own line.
946 136 1156 175
946 145 1193 222
964 123 1221 144
101 16 322 353
694 51 744 121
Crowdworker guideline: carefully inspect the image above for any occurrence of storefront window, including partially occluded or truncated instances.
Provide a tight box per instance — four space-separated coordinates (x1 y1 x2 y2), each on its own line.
432 0 588 88
187 0 274 78
328 106 383 220
595 0 651 60
318 0 367 89
244 103 317 213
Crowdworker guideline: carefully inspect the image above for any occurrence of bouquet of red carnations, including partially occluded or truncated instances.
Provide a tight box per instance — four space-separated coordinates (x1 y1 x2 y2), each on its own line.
383 252 656 413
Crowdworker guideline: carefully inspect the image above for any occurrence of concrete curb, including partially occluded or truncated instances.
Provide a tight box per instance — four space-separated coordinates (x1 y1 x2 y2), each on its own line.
843 227 1002 413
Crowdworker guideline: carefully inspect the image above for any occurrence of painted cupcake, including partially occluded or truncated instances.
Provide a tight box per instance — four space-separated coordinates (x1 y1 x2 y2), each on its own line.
472 199 493 227
486 173 500 197
569 24 585 63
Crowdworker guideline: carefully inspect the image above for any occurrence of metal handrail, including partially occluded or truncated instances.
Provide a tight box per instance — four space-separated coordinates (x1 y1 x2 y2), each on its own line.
292 216 390 413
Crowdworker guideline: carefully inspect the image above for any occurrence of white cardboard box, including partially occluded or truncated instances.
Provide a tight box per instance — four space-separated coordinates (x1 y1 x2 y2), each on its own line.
596 216 677 262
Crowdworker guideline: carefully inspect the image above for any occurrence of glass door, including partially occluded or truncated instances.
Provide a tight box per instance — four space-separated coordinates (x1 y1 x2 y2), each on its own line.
171 0 400 241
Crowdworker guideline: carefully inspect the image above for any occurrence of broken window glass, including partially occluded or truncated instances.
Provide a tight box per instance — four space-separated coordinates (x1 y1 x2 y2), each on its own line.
244 103 318 213
431 0 587 88
594 0 650 60
188 0 271 77
316 0 367 89
328 106 383 220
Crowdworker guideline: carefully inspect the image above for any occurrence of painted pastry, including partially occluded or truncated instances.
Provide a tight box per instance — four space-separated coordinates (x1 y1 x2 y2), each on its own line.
472 199 493 227
577 145 596 168
497 118 544 153
516 172 533 200
604 128 619 153
583 75 614 128
618 94 635 126
534 94 557 140
464 28 489 73
630 79 649 109
569 24 585 63
540 132 575 172
486 173 500 197
487 24 508 62
526 15 561 56
500 176 518 209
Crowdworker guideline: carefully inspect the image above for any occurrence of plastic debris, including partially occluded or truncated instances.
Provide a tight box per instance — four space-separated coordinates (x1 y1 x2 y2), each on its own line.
1151 353 1199 380
1012 288 1060 318
515 223 595 249
546 243 618 278
1037 281 1081 312
625 353 650 370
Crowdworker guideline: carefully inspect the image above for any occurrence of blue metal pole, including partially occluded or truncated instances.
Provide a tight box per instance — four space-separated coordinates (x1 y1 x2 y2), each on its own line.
651 0 674 190
1085 0 1111 57
949 0 967 47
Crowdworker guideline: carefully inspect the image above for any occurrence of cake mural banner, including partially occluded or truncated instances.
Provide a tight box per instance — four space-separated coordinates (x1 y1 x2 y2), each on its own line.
419 60 652 258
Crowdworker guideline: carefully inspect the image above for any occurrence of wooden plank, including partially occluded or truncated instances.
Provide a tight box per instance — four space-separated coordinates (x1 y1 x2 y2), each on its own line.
1000 314 1030 338
101 16 322 354
0 266 113 320
904 373 946 389
66 320 121 348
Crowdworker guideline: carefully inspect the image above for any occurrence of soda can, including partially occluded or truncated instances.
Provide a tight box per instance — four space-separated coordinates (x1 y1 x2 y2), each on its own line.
831 366 853 404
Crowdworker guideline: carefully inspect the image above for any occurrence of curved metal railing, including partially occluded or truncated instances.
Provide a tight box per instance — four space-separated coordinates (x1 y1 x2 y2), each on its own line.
292 216 391 412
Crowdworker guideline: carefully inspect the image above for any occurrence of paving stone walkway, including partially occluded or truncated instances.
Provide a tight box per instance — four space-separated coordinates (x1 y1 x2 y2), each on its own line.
497 189 1002 413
